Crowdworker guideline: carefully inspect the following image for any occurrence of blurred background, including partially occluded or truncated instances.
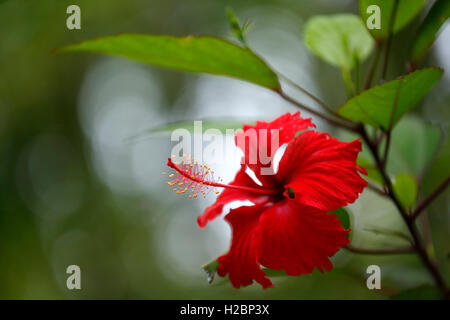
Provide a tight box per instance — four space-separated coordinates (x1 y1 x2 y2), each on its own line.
0 0 448 299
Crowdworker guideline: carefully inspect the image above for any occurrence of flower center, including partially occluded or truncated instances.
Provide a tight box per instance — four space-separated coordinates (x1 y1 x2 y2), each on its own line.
286 186 296 199
164 155 281 198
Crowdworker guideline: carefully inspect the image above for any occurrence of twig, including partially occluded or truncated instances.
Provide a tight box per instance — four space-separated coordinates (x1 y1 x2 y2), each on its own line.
363 226 412 244
367 181 387 196
346 244 414 255
277 91 359 132
412 177 450 219
341 68 356 98
277 73 337 116
354 55 360 94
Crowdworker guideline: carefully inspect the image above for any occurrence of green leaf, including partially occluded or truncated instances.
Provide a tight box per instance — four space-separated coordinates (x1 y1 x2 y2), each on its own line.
363 226 411 242
359 0 427 41
226 7 251 46
126 118 245 142
388 116 442 177
330 208 351 230
393 173 418 210
58 34 280 90
423 136 450 194
357 156 384 186
201 260 219 284
338 68 443 130
391 285 443 300
304 14 374 70
410 0 450 67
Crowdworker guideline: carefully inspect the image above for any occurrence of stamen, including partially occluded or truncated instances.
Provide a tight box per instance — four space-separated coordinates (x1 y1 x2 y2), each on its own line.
164 155 281 199
162 154 222 199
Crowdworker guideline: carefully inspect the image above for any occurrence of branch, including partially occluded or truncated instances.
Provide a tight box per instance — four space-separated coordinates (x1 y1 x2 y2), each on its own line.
366 181 388 196
277 73 337 116
277 91 359 132
346 244 414 254
412 177 450 219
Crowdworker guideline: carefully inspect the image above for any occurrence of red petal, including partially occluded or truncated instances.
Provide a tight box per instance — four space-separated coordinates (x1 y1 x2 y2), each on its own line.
197 165 273 228
277 131 367 211
235 112 315 186
258 199 349 275
241 112 315 146
217 204 274 289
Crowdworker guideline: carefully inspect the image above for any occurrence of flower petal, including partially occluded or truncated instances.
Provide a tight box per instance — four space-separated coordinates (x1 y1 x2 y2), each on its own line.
197 165 273 228
277 131 367 211
235 112 315 185
217 204 274 289
258 199 349 275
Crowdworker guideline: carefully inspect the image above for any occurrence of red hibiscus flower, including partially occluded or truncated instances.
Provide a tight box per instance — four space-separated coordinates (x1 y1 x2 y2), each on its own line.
166 112 367 289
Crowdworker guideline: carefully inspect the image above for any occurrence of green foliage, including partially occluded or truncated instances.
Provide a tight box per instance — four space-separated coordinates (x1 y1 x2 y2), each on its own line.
59 34 280 90
304 14 374 70
331 208 351 230
202 260 219 284
391 285 443 300
393 173 418 210
359 0 427 40
363 226 411 242
127 118 245 142
423 137 450 194
338 68 443 130
357 156 384 186
388 116 442 177
226 7 251 46
410 0 450 67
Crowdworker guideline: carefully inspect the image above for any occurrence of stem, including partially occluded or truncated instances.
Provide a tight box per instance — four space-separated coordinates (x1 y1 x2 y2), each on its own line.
359 126 449 296
346 244 414 255
382 130 391 170
381 0 399 81
277 73 337 116
341 68 356 97
167 158 281 196
367 181 388 197
277 91 359 132
364 42 382 89
354 56 360 94
412 177 450 219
